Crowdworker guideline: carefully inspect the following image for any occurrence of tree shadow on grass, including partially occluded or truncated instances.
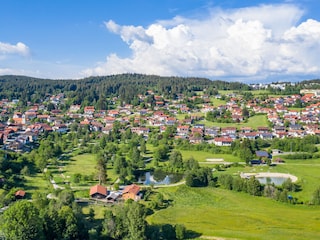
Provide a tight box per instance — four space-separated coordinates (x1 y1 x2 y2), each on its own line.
146 223 201 239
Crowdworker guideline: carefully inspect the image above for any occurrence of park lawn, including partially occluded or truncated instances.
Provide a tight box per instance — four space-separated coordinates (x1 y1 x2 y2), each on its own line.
64 153 97 176
198 114 269 129
179 150 241 163
58 153 118 185
148 185 320 240
211 158 320 203
210 98 227 106
267 162 320 203
245 89 271 96
145 143 156 156
176 113 187 120
82 204 107 220
24 174 52 195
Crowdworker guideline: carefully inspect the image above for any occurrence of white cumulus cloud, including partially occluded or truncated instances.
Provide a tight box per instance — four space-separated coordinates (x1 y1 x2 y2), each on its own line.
0 42 30 58
83 4 320 82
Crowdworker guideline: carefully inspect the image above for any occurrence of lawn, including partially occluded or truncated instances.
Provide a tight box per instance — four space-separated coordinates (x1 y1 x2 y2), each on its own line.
268 159 320 203
198 114 269 129
24 174 52 195
209 158 320 203
179 150 241 163
48 153 119 190
210 98 227 106
64 153 97 176
148 185 320 240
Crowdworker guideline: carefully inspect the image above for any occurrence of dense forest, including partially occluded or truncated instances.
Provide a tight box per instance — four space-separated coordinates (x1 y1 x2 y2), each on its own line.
2 74 319 106
0 74 249 105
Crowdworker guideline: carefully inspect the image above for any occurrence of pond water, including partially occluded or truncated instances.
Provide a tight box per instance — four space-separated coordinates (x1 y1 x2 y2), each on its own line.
138 169 183 185
256 176 289 185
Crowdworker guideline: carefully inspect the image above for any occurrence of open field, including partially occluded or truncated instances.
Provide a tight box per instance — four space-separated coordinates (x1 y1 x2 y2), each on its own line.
24 174 52 194
62 153 97 176
210 98 227 106
198 114 269 129
179 150 241 163
268 160 320 202
208 157 320 203
148 185 320 240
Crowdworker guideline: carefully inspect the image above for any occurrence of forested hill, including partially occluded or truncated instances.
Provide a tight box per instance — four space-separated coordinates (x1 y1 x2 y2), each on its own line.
0 74 249 105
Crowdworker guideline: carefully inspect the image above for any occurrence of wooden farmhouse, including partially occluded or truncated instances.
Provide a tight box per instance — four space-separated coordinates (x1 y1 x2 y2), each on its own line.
89 184 108 199
122 184 141 201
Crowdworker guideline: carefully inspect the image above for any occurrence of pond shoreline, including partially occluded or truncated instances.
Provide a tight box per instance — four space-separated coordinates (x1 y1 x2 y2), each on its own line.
240 172 298 183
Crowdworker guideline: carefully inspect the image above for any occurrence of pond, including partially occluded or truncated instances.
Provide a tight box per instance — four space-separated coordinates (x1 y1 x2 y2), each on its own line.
241 172 297 186
138 169 183 185
256 176 289 186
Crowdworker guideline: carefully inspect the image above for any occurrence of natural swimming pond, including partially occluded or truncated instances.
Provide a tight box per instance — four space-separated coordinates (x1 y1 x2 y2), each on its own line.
241 172 297 186
138 169 183 185
256 176 289 185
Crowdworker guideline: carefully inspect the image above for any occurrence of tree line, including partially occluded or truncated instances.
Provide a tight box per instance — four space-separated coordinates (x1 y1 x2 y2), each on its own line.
0 74 250 107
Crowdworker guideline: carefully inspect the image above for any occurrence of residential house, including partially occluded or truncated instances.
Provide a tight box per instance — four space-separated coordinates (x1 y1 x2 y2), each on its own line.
15 190 26 199
106 191 122 203
204 127 219 137
69 104 81 113
52 124 68 133
122 184 141 201
259 133 274 140
241 132 258 140
189 135 203 144
213 136 233 146
90 184 108 199
131 127 150 136
108 110 119 117
176 125 189 136
221 127 237 136
256 150 271 159
84 106 95 115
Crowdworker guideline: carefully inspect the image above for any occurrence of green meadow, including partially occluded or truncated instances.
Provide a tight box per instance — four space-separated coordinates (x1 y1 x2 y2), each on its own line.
20 138 320 240
210 98 227 106
198 114 269 129
179 150 241 163
24 174 52 194
145 151 320 239
148 185 320 240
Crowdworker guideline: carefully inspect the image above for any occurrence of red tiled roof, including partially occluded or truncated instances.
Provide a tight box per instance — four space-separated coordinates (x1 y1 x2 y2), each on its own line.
90 184 107 196
122 184 140 195
15 190 26 197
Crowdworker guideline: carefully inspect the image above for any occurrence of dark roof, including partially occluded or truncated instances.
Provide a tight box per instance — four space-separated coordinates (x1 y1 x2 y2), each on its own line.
250 160 262 164
256 151 269 158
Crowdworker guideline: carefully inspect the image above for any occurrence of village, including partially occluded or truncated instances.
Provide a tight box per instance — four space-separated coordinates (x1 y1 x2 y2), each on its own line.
1 87 320 153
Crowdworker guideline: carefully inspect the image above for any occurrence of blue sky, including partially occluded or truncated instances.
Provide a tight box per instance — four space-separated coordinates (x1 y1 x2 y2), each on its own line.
1 0 320 83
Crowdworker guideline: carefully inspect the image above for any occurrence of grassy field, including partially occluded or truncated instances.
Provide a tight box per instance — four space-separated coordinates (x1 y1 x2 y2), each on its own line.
24 174 52 194
198 114 269 129
179 150 241 163
148 185 320 240
64 153 97 176
268 159 320 202
210 98 227 106
218 89 271 96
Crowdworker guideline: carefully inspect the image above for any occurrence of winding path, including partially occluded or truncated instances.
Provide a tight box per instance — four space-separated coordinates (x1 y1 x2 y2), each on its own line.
153 180 186 188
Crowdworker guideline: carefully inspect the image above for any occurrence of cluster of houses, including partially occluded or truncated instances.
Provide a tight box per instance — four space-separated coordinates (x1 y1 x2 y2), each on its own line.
1 89 320 152
89 184 141 203
11 184 141 204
